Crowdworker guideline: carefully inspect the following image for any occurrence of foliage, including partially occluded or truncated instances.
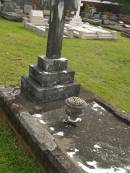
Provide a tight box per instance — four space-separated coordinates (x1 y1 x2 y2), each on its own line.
100 0 130 14
0 20 45 173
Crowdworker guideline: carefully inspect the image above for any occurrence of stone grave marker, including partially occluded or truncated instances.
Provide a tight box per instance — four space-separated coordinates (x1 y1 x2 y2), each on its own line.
24 4 32 14
0 0 23 21
0 2 130 173
70 0 83 27
0 1 2 10
30 10 47 26
2 0 16 12
21 0 80 103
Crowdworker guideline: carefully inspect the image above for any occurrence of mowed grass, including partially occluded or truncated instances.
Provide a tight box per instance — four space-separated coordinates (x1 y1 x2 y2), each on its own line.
0 19 46 173
0 111 43 173
0 18 130 114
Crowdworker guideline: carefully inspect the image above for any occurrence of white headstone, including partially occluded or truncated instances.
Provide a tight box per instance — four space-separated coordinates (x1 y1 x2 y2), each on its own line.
70 0 83 27
30 10 43 17
30 10 45 26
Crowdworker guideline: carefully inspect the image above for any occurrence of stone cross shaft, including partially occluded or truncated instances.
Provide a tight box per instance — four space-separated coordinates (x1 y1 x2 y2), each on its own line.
46 0 79 59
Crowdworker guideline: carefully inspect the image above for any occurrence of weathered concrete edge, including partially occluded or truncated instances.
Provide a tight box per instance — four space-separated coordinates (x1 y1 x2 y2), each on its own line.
0 86 130 173
81 86 130 125
95 97 130 125
0 87 81 173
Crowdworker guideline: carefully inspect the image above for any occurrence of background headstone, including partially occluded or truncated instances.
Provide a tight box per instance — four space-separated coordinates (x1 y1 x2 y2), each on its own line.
0 2 2 10
24 4 32 14
30 10 45 26
2 0 16 12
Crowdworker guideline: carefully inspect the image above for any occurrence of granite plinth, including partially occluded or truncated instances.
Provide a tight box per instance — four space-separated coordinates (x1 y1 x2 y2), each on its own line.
29 65 75 87
38 56 68 72
21 55 80 103
21 76 80 103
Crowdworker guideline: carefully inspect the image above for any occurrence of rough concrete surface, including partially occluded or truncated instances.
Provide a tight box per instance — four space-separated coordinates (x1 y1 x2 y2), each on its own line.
0 86 130 173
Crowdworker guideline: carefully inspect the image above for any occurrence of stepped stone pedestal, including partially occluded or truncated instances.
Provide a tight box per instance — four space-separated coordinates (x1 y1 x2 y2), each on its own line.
21 56 80 103
21 0 80 103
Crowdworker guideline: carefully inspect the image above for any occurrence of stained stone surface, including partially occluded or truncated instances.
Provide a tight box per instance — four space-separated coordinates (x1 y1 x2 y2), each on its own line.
29 10 48 26
21 76 80 103
29 65 75 87
24 4 32 14
21 52 80 103
0 0 23 21
0 86 130 173
38 56 68 72
21 0 80 103
21 56 80 103
42 103 130 173
2 0 16 12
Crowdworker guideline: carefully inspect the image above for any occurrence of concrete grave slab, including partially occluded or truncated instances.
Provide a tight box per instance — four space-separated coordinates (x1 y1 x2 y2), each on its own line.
64 24 117 40
0 86 130 173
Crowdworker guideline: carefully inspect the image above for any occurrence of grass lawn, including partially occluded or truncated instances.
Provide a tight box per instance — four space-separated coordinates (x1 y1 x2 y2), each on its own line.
0 110 44 173
0 18 130 173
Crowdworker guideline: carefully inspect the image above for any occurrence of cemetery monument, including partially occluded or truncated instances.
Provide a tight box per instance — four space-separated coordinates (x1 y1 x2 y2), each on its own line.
0 0 129 173
69 0 83 27
21 0 80 103
0 0 23 21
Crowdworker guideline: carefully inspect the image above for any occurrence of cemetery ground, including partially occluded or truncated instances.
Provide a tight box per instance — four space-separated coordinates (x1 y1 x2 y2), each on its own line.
0 18 130 172
0 19 130 114
0 109 44 173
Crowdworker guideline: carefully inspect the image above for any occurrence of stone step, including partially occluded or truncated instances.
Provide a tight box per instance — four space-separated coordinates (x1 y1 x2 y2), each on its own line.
21 76 80 103
29 65 75 87
38 56 68 72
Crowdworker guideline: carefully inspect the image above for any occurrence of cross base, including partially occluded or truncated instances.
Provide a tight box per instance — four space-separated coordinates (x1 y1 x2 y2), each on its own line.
21 56 80 103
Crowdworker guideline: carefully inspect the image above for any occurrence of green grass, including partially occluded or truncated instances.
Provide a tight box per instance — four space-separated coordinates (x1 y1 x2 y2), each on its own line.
0 111 43 173
0 17 130 173
0 19 46 173
0 18 130 115
63 35 130 113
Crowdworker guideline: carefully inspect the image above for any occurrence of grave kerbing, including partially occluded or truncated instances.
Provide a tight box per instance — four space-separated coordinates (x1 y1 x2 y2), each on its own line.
21 0 80 103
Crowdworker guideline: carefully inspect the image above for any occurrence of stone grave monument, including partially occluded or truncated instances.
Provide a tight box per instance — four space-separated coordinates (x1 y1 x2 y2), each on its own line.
0 1 2 10
24 4 32 14
21 0 80 103
23 9 49 36
0 1 130 173
70 0 83 27
64 0 117 40
2 0 16 12
30 10 48 26
0 0 23 21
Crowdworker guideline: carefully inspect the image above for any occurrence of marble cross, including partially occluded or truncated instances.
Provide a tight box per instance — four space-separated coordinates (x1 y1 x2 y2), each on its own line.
46 0 79 59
